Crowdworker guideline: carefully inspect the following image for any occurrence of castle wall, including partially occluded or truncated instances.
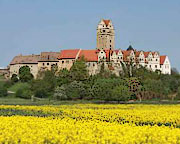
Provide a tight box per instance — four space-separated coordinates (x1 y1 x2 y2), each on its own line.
9 64 38 79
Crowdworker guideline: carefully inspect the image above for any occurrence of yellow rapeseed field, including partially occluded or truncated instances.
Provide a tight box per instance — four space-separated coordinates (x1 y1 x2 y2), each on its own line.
0 104 180 143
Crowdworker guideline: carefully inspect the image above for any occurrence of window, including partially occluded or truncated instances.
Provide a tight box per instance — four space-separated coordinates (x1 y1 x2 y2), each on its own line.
110 40 111 43
103 30 105 32
156 59 158 61
93 63 95 67
110 45 111 47
43 63 45 66
56 63 57 65
66 60 69 64
150 65 151 68
62 61 64 64
155 65 157 68
47 63 49 66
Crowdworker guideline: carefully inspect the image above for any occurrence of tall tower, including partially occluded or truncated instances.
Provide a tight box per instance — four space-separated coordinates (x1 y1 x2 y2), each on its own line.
96 19 115 50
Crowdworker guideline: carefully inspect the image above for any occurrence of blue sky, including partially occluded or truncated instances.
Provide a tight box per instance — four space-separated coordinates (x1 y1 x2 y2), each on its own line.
0 0 180 71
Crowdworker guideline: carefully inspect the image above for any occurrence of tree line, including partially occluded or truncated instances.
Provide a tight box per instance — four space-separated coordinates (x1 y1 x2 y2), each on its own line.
1 58 180 102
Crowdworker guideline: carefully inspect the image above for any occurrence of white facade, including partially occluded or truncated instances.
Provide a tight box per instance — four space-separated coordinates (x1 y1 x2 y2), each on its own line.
160 56 171 75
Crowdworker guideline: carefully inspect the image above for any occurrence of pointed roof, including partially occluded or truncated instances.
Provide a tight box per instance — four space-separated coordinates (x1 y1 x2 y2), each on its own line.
127 45 134 51
122 50 132 61
160 56 167 65
103 20 110 26
135 51 141 57
144 52 150 58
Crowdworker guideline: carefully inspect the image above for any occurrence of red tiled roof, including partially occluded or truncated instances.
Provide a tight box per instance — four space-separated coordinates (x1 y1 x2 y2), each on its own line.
10 55 40 65
122 50 131 61
135 51 141 57
103 20 110 26
144 52 150 58
58 49 80 59
114 50 119 54
160 56 166 65
79 50 98 62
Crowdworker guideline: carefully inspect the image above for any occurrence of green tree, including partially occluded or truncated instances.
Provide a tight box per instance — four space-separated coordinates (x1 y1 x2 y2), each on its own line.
57 68 71 86
15 84 32 99
66 81 88 100
0 85 7 97
53 85 68 100
92 78 125 101
19 66 33 82
112 85 131 101
31 70 56 98
69 57 89 81
98 63 116 78
176 87 180 100
11 74 19 83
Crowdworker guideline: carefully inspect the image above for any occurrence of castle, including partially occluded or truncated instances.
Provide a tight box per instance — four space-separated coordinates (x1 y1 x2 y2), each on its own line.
8 19 171 78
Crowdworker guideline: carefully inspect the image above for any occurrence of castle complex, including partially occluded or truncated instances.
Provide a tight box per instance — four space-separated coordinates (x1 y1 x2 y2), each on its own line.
8 19 171 78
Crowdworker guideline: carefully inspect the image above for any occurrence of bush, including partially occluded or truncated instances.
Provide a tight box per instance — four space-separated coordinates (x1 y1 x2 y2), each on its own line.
11 74 18 83
91 78 125 101
53 85 68 100
0 85 8 97
112 85 131 101
66 81 89 100
3 80 13 88
31 71 56 98
33 88 49 98
176 87 180 100
19 66 33 82
15 85 32 99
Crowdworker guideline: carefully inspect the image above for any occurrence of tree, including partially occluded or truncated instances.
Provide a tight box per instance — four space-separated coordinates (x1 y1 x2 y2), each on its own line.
69 57 89 81
171 67 179 75
31 70 56 98
57 68 71 86
0 85 7 97
19 66 33 82
11 74 18 83
112 85 131 101
98 63 116 78
66 81 88 100
92 78 125 101
125 77 142 100
176 87 180 100
53 85 68 100
15 84 32 99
